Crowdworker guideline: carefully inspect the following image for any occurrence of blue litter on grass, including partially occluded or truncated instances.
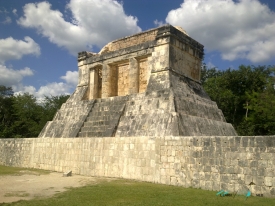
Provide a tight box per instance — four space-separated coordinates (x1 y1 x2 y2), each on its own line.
245 190 251 200
216 190 230 197
222 191 229 197
216 190 224 196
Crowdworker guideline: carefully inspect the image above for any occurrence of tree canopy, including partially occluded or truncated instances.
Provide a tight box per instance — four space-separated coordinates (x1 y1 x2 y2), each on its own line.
0 86 69 138
201 65 275 135
1 64 274 137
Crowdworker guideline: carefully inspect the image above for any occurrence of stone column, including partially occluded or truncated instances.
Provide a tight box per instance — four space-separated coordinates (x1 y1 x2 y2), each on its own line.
138 57 150 93
110 65 118 97
101 63 109 98
102 63 118 98
129 58 139 94
78 64 89 87
89 68 95 100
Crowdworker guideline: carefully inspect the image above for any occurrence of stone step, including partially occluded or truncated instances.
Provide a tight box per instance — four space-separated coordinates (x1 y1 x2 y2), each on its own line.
77 97 127 137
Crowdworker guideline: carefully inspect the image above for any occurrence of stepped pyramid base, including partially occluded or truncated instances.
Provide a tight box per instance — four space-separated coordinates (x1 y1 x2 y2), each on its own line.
39 72 236 138
39 25 237 138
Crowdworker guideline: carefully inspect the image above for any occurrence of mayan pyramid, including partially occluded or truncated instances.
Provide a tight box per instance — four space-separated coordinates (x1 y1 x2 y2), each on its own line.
39 25 237 138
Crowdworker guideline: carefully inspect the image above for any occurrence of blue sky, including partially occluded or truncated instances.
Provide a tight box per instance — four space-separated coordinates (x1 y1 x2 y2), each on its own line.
0 0 275 99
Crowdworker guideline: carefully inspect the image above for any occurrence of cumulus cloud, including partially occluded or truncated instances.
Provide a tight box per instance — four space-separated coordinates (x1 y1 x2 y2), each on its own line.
12 9 17 16
13 70 78 100
36 70 78 98
166 0 275 63
0 36 75 99
35 82 72 98
154 19 165 27
0 9 8 14
0 65 34 87
18 0 141 55
13 82 72 101
0 36 40 63
31 70 78 99
1 16 12 24
61 70 78 86
0 36 41 98
13 85 36 96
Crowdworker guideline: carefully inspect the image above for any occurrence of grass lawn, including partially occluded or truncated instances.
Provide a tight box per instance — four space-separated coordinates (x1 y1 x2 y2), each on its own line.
0 165 50 176
1 165 275 206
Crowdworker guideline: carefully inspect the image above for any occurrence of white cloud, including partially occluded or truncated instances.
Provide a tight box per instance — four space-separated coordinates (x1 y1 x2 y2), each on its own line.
13 85 36 96
13 70 78 101
0 65 34 87
0 36 40 63
61 70 78 86
166 0 275 63
1 16 12 24
34 70 78 99
0 9 8 14
154 19 165 27
206 61 216 69
13 82 72 102
12 9 17 16
0 64 75 100
35 82 72 98
0 36 40 97
18 0 141 55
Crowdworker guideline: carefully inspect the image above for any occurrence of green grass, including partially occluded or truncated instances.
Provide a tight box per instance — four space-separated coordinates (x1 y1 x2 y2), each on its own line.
1 179 275 206
4 192 30 198
0 165 50 176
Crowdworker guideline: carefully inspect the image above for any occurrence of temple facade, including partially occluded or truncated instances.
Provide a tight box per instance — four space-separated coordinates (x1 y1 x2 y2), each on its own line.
39 25 237 138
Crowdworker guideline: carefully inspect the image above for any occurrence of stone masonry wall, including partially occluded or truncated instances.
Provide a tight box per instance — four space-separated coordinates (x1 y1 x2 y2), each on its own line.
1 136 275 197
107 29 158 52
170 41 201 82
117 62 130 96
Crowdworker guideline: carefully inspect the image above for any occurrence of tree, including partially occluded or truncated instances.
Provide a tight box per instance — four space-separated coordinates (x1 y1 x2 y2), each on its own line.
0 86 15 138
0 85 70 138
202 65 275 135
244 70 275 135
39 94 70 128
200 65 222 84
0 85 14 97
12 93 43 137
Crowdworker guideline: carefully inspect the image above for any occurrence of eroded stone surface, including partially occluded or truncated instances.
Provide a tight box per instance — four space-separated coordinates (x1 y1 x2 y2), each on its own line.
1 136 275 197
39 25 236 137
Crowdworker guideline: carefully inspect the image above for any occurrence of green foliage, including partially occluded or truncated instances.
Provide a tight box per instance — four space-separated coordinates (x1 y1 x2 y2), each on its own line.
12 93 44 137
202 65 275 135
0 86 15 138
0 165 50 176
39 95 70 128
0 85 69 138
245 89 275 135
0 85 14 97
200 65 223 84
1 64 274 137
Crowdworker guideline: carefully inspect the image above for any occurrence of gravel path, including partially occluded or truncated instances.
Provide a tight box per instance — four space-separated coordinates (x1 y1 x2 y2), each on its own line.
0 171 102 203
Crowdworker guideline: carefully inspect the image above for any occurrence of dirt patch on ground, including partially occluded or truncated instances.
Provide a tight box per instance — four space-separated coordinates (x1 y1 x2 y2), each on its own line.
0 171 108 203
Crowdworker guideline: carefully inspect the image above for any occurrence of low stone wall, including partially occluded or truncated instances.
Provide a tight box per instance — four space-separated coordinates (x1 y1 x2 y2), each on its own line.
0 136 274 197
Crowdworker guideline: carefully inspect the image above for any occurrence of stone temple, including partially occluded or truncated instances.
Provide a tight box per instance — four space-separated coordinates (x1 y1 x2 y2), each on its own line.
39 25 237 138
3 25 275 197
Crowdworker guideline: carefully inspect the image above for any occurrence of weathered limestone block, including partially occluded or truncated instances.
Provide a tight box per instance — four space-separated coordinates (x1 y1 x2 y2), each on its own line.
39 25 237 138
2 136 275 197
39 87 94 138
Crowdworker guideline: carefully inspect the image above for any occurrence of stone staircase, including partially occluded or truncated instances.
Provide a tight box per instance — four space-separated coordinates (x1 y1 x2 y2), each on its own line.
115 90 180 137
77 96 127 137
39 86 95 138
